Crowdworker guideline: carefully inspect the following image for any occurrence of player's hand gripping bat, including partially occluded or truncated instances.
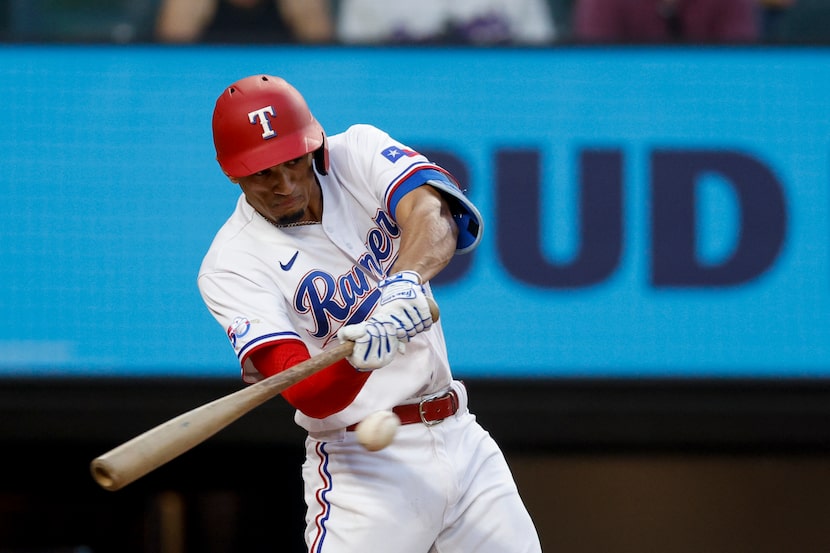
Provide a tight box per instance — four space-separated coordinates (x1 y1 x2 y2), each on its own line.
90 298 439 491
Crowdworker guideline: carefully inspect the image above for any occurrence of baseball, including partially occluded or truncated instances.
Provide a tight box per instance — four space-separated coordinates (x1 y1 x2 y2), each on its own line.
355 410 401 451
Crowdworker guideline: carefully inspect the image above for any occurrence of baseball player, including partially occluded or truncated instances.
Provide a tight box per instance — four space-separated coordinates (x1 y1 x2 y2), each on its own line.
198 74 541 553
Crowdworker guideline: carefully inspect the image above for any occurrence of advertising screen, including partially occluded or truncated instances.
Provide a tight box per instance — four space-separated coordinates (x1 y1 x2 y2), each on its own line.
1 46 828 378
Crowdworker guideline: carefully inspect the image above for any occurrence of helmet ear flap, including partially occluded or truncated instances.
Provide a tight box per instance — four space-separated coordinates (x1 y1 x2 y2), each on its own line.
313 137 329 175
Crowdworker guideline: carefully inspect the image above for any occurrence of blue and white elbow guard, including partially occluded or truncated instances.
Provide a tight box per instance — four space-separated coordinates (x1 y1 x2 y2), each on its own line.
424 178 483 255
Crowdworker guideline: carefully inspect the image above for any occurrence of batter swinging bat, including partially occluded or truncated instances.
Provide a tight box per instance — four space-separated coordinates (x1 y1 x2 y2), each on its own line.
90 298 439 491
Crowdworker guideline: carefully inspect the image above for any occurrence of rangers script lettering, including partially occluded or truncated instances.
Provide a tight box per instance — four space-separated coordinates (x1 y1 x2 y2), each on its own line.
294 210 400 339
295 273 376 339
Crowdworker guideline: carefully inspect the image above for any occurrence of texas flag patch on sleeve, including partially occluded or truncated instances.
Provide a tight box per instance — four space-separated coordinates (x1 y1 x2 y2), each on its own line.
381 145 418 163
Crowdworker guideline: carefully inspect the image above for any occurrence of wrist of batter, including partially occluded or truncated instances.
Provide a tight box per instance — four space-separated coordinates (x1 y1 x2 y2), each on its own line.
379 270 422 289
377 271 424 307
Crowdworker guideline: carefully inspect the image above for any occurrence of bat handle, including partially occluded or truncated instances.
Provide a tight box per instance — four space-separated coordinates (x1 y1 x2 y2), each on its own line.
426 297 440 322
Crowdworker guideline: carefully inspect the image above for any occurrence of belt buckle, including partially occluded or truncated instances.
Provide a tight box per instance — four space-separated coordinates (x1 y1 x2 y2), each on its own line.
419 391 456 426
419 396 444 426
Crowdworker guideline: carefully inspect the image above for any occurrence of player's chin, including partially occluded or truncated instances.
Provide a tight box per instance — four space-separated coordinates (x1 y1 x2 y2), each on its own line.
275 207 307 225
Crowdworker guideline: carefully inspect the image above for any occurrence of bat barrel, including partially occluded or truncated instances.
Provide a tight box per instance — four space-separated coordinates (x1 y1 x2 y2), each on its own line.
86 341 357 491
90 430 192 491
90 458 120 491
88 383 281 492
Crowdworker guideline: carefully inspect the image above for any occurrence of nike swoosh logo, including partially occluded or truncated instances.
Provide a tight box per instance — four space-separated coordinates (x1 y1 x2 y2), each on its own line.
280 251 299 271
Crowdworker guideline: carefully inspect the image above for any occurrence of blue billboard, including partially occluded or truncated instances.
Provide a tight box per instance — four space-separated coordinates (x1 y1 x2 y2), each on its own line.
1 45 829 378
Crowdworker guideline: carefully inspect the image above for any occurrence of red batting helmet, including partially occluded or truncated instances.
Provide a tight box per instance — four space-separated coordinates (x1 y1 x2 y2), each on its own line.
212 75 328 178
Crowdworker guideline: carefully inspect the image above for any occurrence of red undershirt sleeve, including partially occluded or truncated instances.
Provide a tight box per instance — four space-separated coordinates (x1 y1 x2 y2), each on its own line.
248 339 370 419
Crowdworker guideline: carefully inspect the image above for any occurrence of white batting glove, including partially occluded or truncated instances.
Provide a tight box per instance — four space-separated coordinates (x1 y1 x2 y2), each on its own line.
338 318 405 371
373 271 433 341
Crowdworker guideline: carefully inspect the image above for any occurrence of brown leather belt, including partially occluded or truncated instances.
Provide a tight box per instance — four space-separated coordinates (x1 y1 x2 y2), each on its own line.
346 390 459 431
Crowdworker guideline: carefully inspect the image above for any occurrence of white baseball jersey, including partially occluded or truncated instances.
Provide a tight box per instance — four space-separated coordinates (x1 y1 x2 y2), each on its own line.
199 124 467 433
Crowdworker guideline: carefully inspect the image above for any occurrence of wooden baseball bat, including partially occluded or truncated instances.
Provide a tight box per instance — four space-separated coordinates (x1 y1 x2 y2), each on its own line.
90 299 439 491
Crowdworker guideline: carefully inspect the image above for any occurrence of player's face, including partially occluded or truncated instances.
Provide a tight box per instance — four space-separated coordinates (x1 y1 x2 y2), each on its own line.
235 153 320 225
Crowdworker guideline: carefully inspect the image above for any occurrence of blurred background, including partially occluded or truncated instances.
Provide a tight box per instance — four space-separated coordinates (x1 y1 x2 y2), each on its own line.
3 0 830 552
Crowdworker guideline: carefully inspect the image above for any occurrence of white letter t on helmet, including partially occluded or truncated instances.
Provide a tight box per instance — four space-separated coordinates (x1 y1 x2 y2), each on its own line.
248 106 277 139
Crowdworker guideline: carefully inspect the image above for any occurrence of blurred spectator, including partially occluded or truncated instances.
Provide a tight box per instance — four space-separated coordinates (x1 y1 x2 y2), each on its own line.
0 2 9 41
572 0 760 43
155 0 333 43
758 0 797 41
765 0 830 43
6 0 158 43
337 0 557 45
